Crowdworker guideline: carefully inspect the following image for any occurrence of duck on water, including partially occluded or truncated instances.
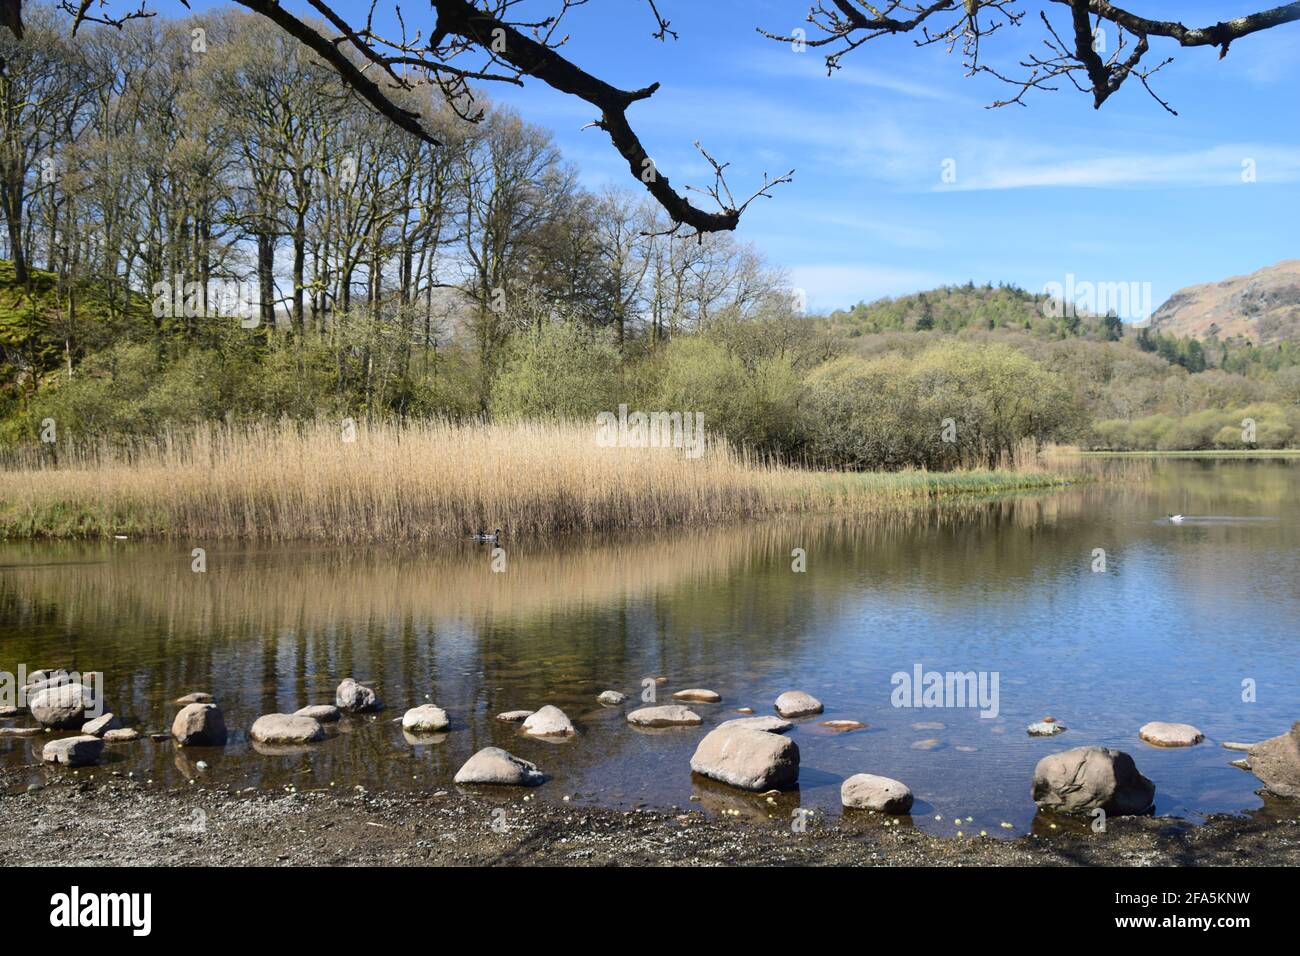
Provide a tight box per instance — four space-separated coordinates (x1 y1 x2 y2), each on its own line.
473 528 501 542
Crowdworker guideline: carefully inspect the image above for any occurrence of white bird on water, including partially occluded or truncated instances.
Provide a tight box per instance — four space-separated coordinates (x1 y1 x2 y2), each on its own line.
1167 513 1186 523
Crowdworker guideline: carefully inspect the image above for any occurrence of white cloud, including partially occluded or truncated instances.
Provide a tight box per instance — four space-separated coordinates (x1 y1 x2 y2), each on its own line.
935 144 1300 191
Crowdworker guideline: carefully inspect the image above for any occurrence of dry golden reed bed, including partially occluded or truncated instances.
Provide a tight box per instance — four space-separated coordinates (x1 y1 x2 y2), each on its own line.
0 420 1072 541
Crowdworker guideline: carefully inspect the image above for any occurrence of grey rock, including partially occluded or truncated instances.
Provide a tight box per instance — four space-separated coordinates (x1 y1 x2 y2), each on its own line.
690 726 800 791
673 688 721 703
250 713 325 745
293 704 340 722
1247 721 1300 798
103 728 141 743
717 716 792 734
626 705 702 728
0 726 41 738
171 703 228 747
42 735 104 767
453 747 544 786
1139 721 1204 747
496 710 534 722
335 678 381 713
774 690 822 718
522 705 574 736
597 691 627 706
1031 745 1155 815
81 713 123 737
30 684 99 729
401 704 450 734
841 773 914 813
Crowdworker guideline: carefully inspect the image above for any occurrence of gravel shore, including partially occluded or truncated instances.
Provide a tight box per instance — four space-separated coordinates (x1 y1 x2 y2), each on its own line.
5 767 1299 866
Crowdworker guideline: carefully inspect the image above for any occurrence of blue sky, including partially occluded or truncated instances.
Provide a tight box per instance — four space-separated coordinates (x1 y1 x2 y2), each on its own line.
199 1 1300 316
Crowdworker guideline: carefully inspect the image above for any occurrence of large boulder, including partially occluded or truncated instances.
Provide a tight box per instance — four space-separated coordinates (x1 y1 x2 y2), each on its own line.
29 684 99 729
1031 745 1155 815
453 747 544 786
690 726 800 791
401 705 450 734
171 703 228 747
250 713 325 745
717 716 792 734
42 735 104 767
522 705 574 736
1139 721 1204 747
335 678 381 713
841 773 913 813
1247 721 1300 798
774 690 823 719
626 705 701 728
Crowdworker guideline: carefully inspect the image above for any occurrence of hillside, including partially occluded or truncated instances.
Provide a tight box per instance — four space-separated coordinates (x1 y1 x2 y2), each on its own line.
1148 259 1300 344
830 283 1124 341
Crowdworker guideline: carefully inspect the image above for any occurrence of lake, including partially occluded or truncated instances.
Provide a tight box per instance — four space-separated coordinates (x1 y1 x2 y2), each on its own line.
2 458 1297 836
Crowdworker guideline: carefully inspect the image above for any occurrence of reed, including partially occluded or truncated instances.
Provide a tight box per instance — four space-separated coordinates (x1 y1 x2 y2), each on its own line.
0 419 1074 541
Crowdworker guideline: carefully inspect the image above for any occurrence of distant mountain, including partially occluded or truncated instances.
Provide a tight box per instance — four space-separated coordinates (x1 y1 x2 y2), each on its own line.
1148 260 1300 344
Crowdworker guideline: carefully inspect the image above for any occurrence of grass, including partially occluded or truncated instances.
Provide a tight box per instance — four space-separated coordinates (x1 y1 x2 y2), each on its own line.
0 419 1075 542
1078 448 1300 458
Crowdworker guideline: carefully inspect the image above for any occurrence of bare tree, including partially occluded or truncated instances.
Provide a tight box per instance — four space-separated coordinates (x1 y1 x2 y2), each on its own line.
762 2 1300 114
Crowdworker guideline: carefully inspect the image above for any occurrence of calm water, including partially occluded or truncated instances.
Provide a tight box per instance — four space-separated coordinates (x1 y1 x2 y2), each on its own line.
2 459 1297 836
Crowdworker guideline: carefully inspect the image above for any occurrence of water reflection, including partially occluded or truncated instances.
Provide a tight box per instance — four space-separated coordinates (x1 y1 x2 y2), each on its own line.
1 458 1297 835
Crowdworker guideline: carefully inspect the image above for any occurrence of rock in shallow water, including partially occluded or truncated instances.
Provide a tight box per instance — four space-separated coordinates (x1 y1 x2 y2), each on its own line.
171 703 228 747
626 705 701 727
841 773 913 813
454 747 544 786
1246 721 1300 798
30 684 100 729
0 726 41 738
335 678 381 713
597 691 627 706
820 720 866 732
496 710 534 722
81 713 122 737
293 705 340 722
690 726 800 791
401 705 450 734
42 735 104 767
673 689 721 703
1028 721 1067 736
522 705 574 736
103 728 140 743
250 713 325 745
774 691 822 718
1139 721 1204 747
1032 745 1155 815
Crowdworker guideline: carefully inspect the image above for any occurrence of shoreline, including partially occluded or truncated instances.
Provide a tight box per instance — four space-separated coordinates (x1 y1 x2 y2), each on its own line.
4 771 1298 866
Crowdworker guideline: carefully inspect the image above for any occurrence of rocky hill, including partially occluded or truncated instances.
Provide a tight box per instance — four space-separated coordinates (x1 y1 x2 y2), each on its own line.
1149 260 1300 344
